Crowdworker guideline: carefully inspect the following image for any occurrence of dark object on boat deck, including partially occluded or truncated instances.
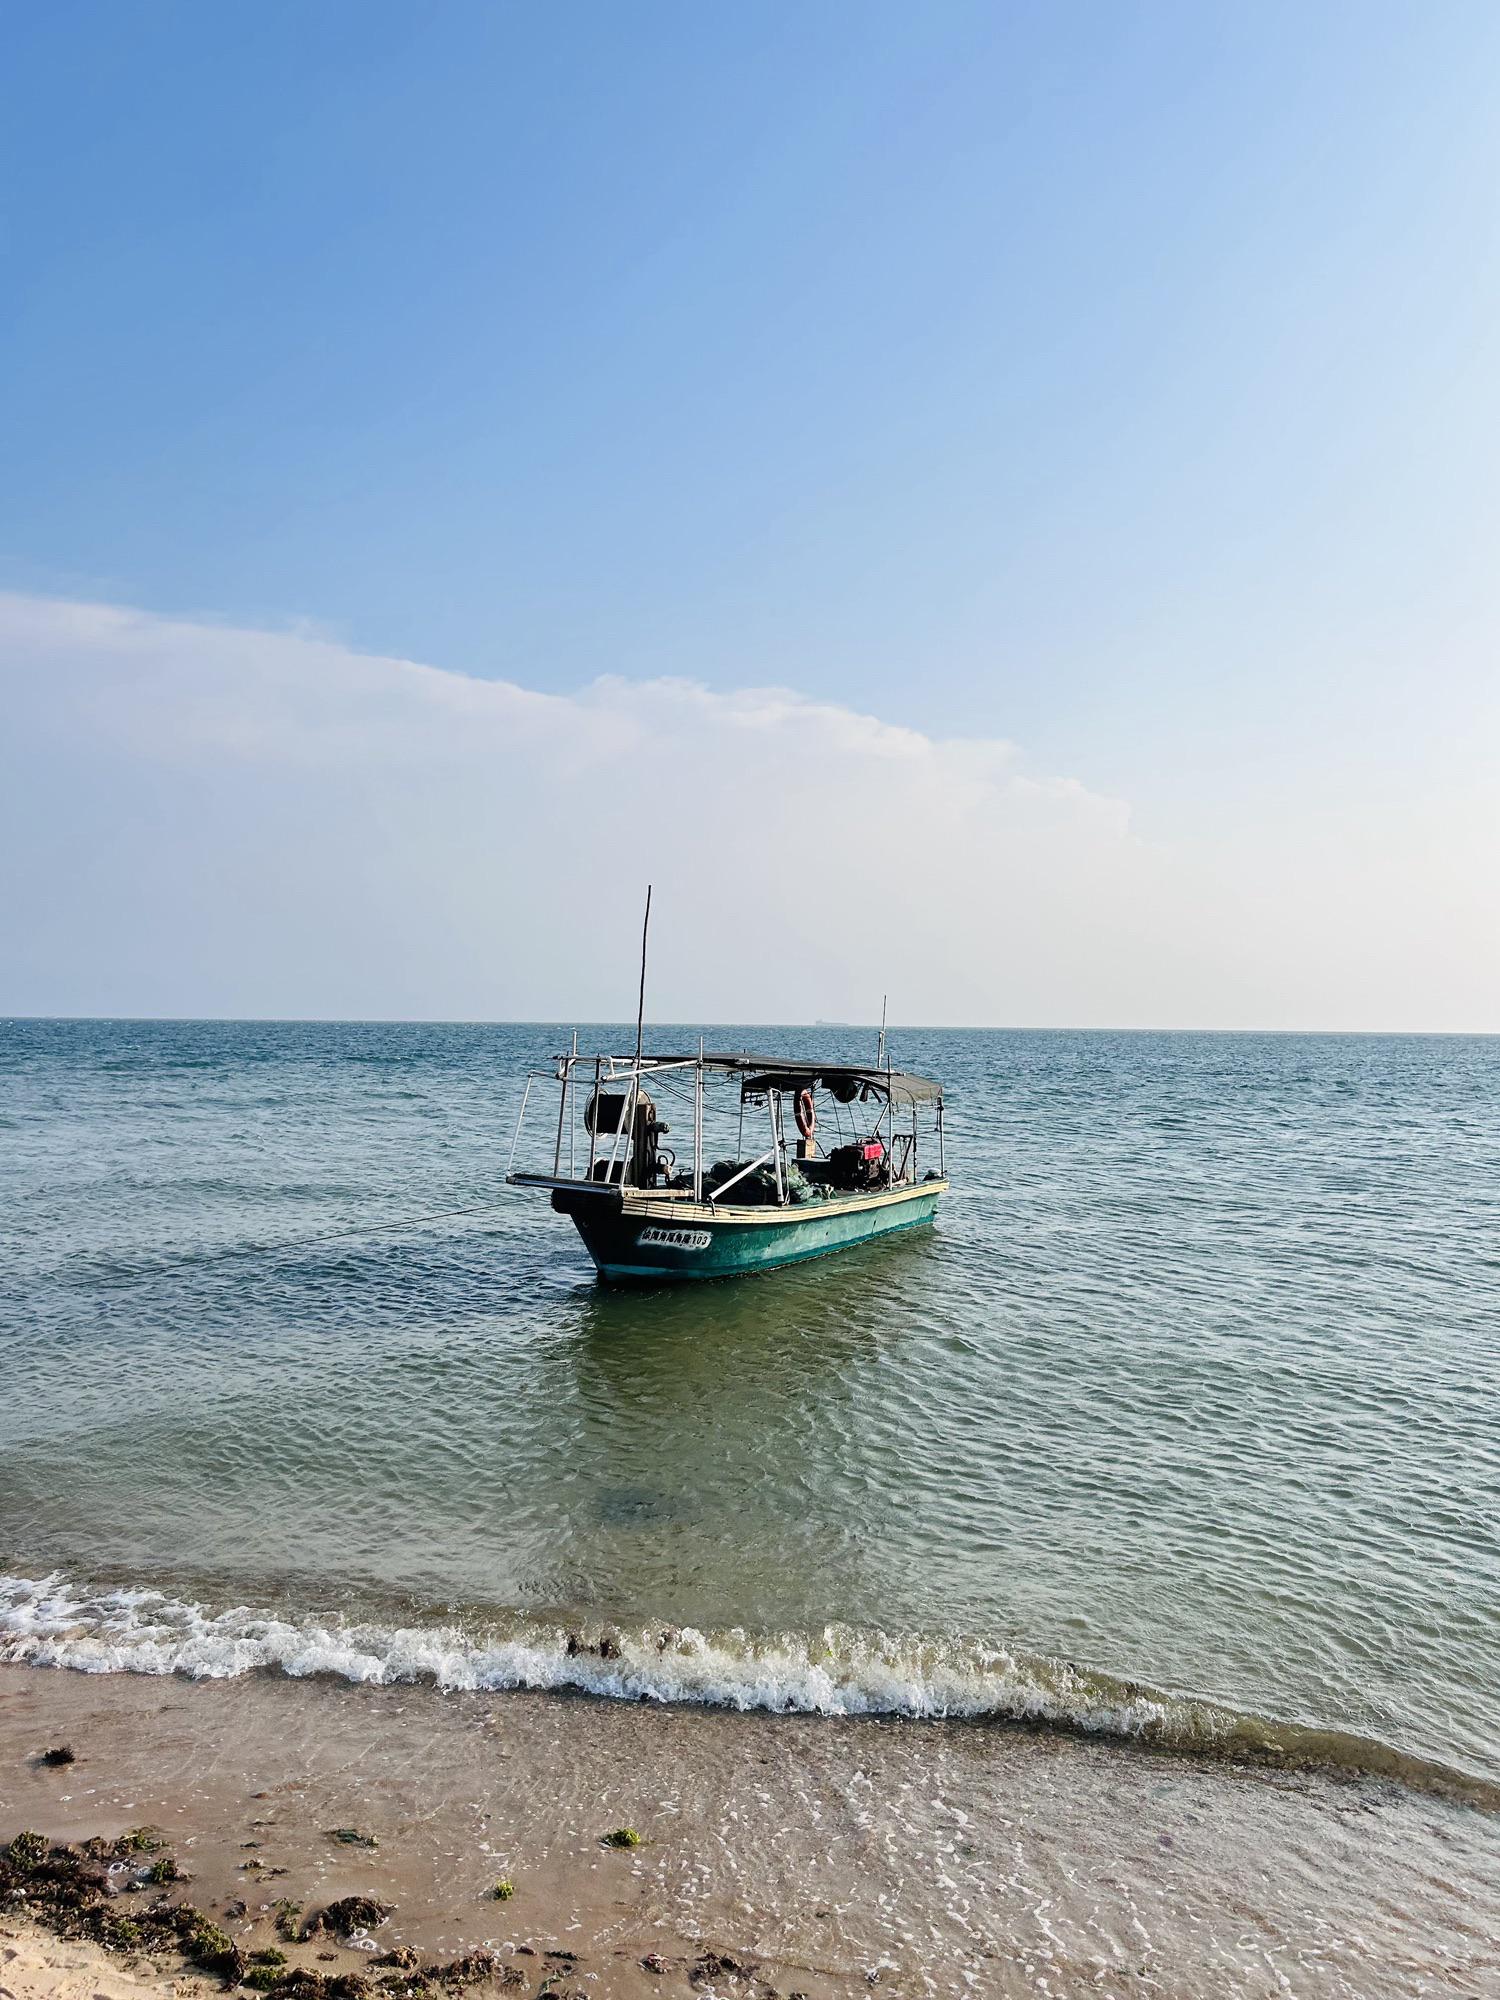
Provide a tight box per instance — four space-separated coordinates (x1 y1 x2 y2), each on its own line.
586 1088 668 1185
584 1089 631 1134
827 1139 888 1190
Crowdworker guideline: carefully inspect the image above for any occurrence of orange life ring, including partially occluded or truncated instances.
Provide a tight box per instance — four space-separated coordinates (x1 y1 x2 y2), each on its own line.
794 1087 817 1140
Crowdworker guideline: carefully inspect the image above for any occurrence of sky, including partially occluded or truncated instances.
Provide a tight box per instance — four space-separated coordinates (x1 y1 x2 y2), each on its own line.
2 1 1497 1027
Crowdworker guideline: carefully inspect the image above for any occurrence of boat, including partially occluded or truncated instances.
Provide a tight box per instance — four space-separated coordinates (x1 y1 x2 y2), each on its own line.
506 1045 948 1281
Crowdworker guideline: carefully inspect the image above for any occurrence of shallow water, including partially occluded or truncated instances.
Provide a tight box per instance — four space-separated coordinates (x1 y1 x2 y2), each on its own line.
7 1664 1499 2000
2 1020 1498 1789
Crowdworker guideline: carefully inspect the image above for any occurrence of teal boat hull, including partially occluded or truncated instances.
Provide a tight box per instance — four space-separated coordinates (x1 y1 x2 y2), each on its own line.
553 1179 946 1282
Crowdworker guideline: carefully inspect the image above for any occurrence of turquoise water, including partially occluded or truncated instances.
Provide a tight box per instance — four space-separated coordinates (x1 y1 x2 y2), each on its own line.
2 1020 1498 1790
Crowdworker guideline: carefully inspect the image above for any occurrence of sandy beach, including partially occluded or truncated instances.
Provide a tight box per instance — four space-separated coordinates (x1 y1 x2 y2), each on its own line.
3 1663 1498 2000
1 1919 220 2000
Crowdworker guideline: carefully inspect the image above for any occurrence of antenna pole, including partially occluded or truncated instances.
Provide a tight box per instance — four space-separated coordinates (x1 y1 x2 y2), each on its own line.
634 884 652 1075
877 993 887 1069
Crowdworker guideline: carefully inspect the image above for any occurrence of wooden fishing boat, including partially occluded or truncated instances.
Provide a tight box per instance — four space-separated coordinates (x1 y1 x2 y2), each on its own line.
507 1047 948 1282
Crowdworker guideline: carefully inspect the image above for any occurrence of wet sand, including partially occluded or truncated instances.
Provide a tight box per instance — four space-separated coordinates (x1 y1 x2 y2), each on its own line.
1 1663 1497 1999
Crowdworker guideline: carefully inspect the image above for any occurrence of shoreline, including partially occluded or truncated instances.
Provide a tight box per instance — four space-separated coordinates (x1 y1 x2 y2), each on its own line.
5 1574 1494 1813
3 1663 1498 1998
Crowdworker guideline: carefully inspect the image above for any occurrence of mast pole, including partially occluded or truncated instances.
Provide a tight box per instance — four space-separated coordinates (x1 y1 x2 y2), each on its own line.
634 884 652 1079
618 885 652 1193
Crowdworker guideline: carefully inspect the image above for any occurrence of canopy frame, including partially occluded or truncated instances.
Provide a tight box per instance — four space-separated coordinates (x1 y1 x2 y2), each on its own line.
508 1041 945 1206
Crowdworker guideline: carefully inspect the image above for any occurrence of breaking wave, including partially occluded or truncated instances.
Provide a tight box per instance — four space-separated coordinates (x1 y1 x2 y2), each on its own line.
2 1571 1495 1809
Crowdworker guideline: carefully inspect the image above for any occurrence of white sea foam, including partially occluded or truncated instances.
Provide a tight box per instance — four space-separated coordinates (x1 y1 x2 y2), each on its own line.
3 1569 1494 1807
0 1569 1168 1728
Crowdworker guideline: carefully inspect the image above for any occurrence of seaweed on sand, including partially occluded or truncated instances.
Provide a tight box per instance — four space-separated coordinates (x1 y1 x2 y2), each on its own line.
242 1951 289 1992
175 1911 244 1981
427 1951 499 1987
300 1895 394 1939
1 1834 529 1997
691 1950 754 1985
261 1972 373 2000
0 1833 246 1985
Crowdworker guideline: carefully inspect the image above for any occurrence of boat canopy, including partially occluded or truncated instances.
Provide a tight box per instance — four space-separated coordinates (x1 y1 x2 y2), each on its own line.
512 1039 947 1202
647 1051 944 1107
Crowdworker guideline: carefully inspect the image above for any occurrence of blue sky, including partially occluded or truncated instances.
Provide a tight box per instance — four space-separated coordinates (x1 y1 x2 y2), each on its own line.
2 3 1498 1023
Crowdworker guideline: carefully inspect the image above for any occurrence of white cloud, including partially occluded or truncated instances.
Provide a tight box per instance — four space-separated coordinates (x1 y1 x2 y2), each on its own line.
1 591 1495 1027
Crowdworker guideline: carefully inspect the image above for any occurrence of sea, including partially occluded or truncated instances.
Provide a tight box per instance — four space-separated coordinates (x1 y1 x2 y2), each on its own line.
2 1018 1498 1803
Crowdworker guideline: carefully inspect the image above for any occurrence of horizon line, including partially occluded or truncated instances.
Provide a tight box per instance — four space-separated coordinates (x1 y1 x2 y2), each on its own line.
3 1015 1497 1039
